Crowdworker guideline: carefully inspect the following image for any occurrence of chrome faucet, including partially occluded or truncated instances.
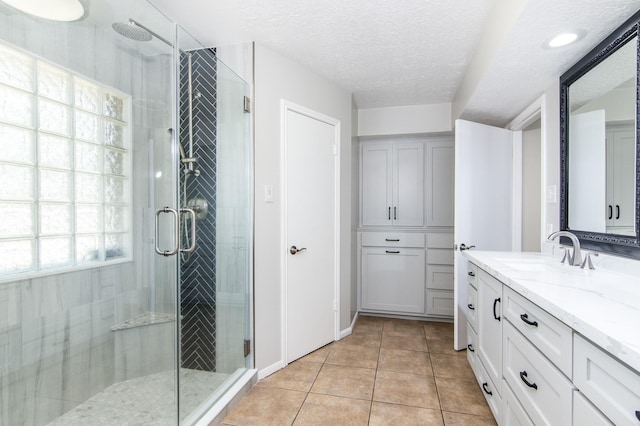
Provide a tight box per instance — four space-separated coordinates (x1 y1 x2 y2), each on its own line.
548 231 582 266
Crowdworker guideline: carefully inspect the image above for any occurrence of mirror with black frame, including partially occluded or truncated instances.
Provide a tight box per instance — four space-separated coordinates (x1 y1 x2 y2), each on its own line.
560 10 640 257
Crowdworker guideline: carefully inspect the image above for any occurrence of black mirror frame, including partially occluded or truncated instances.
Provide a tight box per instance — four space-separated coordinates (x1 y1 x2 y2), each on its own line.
560 10 640 258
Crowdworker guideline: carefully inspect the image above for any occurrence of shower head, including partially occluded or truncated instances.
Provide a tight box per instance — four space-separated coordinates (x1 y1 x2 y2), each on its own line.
112 20 152 42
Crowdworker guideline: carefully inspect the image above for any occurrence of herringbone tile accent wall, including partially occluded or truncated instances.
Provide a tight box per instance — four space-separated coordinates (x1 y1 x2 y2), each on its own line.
179 48 218 371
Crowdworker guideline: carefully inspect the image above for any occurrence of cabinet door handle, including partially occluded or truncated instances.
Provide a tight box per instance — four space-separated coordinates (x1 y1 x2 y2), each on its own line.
616 204 620 219
468 271 475 277
493 298 501 321
385 238 400 242
467 344 475 352
482 382 492 396
385 250 400 254
467 303 475 310
519 371 538 390
388 207 391 220
608 205 613 220
393 206 397 220
520 313 538 327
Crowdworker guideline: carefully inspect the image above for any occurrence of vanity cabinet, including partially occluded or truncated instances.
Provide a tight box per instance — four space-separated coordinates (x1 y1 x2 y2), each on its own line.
360 142 424 227
466 260 640 426
477 269 503 397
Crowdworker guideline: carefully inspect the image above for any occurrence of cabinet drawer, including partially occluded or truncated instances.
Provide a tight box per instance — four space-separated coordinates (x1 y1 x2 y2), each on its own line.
467 283 478 330
467 323 478 376
426 233 453 249
476 357 502 423
503 380 535 426
426 265 453 290
426 248 453 265
426 290 453 317
573 390 613 426
503 286 572 377
503 321 573 426
467 262 478 288
574 334 640 426
361 232 425 248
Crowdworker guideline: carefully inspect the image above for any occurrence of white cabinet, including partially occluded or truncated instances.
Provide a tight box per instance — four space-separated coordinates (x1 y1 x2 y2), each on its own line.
477 269 503 397
574 334 640 426
425 140 454 227
361 142 424 227
360 233 425 314
606 124 635 232
425 233 454 317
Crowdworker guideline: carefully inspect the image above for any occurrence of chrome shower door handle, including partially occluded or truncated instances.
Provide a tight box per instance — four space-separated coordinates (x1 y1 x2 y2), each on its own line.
155 207 179 256
180 208 197 253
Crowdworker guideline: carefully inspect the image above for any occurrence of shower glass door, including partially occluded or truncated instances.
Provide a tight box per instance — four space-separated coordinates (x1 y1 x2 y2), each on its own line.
175 28 253 424
0 1 181 425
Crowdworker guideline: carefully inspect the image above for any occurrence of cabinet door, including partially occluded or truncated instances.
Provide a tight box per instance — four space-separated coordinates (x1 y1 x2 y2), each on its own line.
361 247 425 314
611 127 635 229
477 270 503 396
426 140 454 226
393 143 424 226
361 143 393 226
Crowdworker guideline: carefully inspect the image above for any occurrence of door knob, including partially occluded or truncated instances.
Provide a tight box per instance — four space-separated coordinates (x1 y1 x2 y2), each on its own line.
290 245 307 255
460 243 476 251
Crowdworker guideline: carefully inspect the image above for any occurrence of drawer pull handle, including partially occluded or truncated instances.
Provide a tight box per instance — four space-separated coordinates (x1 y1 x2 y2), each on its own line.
467 303 475 311
636 410 640 421
520 313 538 327
385 250 400 254
482 382 492 396
519 371 538 390
467 344 475 352
468 271 475 277
385 238 400 242
493 298 501 321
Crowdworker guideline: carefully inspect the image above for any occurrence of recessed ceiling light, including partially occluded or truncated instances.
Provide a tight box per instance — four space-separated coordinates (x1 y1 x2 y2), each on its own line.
1 0 84 22
543 30 585 49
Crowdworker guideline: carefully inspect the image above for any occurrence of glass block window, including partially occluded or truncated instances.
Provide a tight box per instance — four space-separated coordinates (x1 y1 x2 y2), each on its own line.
0 42 131 276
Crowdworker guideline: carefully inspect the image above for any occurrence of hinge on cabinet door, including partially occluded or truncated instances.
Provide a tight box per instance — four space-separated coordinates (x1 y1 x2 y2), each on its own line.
243 96 251 113
244 339 251 357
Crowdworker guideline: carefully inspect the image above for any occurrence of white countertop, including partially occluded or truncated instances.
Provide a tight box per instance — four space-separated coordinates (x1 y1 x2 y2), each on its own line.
463 250 640 374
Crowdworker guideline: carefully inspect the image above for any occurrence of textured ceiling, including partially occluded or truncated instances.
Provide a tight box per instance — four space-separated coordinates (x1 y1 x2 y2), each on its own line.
150 0 640 124
149 0 496 108
460 0 640 126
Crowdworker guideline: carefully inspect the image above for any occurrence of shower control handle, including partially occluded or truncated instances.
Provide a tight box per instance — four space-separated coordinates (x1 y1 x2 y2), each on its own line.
155 207 179 256
180 208 197 254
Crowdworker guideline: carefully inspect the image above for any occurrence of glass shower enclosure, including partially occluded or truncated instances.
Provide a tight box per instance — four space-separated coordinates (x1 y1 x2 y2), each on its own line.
0 1 252 425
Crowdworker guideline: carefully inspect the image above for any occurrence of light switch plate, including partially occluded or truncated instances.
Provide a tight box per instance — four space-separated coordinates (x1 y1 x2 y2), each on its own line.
264 185 274 203
546 185 557 203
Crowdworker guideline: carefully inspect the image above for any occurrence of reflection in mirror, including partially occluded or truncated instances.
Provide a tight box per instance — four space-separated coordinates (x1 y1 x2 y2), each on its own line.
568 36 637 236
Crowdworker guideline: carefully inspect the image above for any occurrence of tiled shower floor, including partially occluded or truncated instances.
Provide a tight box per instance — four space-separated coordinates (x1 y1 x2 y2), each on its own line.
48 369 229 425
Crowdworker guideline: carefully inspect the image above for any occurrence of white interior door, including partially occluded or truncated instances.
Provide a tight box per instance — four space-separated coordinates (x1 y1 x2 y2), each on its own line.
283 102 339 363
454 119 514 350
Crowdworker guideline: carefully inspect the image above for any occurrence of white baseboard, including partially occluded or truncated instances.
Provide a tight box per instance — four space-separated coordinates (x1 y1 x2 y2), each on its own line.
258 360 285 380
339 312 359 339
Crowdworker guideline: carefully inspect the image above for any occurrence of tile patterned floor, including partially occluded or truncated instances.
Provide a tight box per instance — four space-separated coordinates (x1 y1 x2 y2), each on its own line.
222 316 497 425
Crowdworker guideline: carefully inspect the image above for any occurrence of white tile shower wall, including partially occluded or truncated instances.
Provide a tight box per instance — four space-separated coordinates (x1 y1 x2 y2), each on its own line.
0 14 175 426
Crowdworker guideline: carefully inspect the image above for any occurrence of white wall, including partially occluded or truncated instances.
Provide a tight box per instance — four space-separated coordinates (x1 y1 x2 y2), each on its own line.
358 103 452 136
522 121 541 252
350 98 359 322
253 44 353 372
541 81 561 252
